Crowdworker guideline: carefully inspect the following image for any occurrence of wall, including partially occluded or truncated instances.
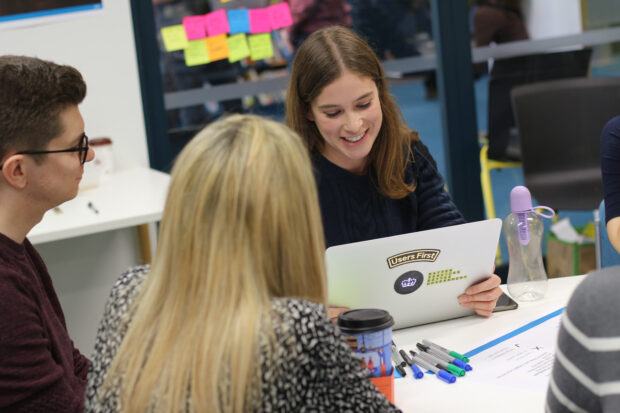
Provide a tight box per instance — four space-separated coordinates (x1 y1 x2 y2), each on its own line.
522 0 583 39
0 1 151 353
0 1 149 170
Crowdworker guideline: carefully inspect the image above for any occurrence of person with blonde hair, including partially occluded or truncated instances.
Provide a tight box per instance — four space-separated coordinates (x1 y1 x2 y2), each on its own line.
85 114 400 412
285 25 502 316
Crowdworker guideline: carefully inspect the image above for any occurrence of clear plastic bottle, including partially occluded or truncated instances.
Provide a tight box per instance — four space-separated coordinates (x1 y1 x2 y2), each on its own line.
503 186 554 301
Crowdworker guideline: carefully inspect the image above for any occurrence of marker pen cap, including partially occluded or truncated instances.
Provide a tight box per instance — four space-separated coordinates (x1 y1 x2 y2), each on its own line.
450 351 469 363
411 363 424 379
437 370 457 384
445 364 466 377
464 363 473 372
451 358 468 370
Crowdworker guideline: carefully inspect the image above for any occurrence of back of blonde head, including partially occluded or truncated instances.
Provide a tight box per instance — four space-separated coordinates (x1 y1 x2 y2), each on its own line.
103 114 327 412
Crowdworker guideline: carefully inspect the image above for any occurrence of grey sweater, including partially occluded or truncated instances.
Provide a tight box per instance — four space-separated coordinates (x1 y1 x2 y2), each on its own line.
546 267 620 412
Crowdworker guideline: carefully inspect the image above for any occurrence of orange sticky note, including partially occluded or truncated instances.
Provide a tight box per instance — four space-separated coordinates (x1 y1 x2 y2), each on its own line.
161 25 188 51
227 33 250 63
248 33 273 61
205 34 229 62
184 39 210 66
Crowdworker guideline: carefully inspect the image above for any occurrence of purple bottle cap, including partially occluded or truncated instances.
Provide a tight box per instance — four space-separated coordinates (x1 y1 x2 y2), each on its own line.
510 186 533 213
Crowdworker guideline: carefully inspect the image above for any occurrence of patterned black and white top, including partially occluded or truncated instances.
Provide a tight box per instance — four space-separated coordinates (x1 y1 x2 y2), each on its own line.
85 266 401 412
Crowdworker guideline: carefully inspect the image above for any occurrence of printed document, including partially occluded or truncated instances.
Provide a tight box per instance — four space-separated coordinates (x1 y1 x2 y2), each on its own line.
465 309 563 394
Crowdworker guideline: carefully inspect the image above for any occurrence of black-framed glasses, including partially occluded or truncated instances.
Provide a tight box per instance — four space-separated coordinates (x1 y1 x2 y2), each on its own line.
0 133 89 170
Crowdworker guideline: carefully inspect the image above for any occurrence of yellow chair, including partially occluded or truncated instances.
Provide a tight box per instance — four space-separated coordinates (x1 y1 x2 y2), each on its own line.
479 143 522 264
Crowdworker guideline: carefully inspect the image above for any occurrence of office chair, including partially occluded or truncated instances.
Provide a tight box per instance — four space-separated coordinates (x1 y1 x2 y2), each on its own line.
479 48 592 264
511 77 620 271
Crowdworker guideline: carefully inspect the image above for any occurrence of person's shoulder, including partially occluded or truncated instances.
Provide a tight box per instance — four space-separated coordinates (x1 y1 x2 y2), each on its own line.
271 297 328 322
565 269 620 334
106 265 150 309
602 115 620 140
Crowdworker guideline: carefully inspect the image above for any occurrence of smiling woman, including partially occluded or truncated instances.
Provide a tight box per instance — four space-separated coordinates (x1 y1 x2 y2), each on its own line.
285 25 504 318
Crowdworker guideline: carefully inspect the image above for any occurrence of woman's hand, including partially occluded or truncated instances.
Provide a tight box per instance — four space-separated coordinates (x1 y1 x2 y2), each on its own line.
457 274 503 317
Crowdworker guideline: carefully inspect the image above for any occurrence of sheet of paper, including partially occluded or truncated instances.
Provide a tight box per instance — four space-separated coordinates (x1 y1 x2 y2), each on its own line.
228 9 250 34
205 34 229 62
269 2 293 29
249 8 271 33
465 308 564 394
160 25 188 51
205 9 229 37
227 33 250 62
182 15 206 40
184 39 210 66
249 33 273 61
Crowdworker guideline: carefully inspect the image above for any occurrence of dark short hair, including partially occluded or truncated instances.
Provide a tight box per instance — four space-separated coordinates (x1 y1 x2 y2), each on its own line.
0 55 86 159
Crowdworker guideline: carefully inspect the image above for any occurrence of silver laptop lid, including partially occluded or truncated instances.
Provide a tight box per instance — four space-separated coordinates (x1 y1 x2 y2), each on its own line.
326 219 502 329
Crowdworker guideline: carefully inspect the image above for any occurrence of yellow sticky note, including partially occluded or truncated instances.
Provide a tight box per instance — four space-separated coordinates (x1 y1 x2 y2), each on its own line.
205 34 229 62
184 39 210 66
248 33 273 61
227 33 250 63
161 25 189 51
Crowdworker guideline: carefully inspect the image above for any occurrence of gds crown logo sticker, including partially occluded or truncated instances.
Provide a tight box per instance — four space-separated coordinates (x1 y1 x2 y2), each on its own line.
394 271 424 295
387 249 440 269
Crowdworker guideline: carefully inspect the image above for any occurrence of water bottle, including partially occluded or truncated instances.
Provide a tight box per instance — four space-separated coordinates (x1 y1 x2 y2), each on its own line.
503 186 555 301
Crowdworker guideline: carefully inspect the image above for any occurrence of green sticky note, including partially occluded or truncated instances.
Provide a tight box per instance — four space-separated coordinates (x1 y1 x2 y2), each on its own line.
161 25 189 51
227 33 250 63
248 33 273 61
184 39 210 66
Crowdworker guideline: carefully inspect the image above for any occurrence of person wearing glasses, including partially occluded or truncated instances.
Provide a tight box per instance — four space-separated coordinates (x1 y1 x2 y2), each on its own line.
0 55 94 412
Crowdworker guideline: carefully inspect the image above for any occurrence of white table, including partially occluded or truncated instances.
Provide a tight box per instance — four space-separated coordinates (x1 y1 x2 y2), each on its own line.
29 167 170 262
394 275 585 413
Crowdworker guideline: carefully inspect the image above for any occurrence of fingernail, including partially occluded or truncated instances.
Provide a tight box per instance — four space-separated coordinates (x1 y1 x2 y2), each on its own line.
458 295 470 304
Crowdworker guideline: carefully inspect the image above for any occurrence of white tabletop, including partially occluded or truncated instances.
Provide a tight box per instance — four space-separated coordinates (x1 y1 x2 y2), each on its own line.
393 275 585 413
28 167 170 244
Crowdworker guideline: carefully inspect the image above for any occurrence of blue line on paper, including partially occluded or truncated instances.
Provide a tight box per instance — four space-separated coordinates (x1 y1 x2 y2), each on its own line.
465 307 565 358
0 4 102 23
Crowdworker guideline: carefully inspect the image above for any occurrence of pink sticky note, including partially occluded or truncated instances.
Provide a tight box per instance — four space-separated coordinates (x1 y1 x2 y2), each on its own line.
269 2 293 29
183 15 206 40
205 9 230 37
249 8 271 34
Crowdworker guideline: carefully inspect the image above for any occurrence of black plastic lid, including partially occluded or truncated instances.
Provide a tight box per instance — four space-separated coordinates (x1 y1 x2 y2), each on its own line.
337 309 394 335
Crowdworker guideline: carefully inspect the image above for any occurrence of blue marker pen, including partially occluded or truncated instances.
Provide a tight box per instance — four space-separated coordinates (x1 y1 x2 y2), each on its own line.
416 343 472 371
414 349 466 377
422 339 470 363
399 349 424 379
409 351 456 384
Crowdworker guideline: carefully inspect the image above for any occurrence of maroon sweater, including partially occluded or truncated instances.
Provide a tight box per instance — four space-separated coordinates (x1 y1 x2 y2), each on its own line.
0 233 89 412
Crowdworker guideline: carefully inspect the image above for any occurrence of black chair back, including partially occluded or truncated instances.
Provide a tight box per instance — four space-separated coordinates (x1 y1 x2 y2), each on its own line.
487 47 592 159
511 77 620 211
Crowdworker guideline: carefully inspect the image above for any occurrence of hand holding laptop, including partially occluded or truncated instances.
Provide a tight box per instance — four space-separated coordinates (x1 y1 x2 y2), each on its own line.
457 274 503 317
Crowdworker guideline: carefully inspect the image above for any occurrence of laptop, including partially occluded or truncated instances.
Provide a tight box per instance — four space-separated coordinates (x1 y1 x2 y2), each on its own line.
326 219 502 329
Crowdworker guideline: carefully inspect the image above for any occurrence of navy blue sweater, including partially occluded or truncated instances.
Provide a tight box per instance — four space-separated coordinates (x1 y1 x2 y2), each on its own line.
601 115 620 224
314 140 466 248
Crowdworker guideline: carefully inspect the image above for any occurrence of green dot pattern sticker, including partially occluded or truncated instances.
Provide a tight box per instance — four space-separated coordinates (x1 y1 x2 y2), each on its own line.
426 269 467 285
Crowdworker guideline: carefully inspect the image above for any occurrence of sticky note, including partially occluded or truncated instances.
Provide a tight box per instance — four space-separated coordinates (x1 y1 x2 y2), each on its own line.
249 33 273 61
228 9 250 34
184 39 210 66
205 9 229 37
269 2 293 29
227 33 250 62
183 15 206 40
205 34 229 62
249 8 271 34
160 25 188 51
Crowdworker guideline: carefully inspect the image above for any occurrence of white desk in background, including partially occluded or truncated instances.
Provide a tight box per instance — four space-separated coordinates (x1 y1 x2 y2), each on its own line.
27 167 170 354
394 275 585 413
29 167 170 261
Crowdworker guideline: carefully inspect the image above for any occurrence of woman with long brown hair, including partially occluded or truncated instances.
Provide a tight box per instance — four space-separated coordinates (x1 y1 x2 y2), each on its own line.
285 26 502 316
